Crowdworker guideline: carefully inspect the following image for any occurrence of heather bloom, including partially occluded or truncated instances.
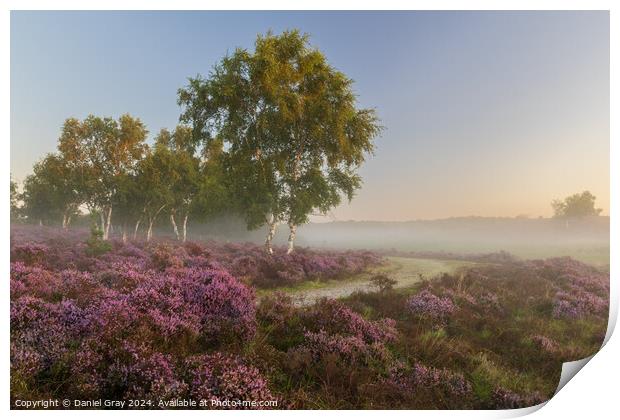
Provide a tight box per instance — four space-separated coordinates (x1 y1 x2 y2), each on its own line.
150 243 187 270
552 299 581 319
11 242 50 265
552 289 607 319
10 262 61 300
10 342 43 378
127 274 203 340
177 267 257 342
385 362 472 398
491 387 546 409
257 292 296 326
296 330 390 365
94 261 151 291
11 296 85 372
530 335 557 353
72 339 187 401
185 353 273 407
115 342 188 401
478 292 501 311
304 299 398 344
407 290 457 325
9 225 608 409
290 300 396 372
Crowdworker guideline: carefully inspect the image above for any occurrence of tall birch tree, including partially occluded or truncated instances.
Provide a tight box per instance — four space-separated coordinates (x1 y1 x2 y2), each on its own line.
178 30 381 253
57 114 148 239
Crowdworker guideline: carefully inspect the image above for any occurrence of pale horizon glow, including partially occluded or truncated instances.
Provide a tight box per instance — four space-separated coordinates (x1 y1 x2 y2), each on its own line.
10 11 610 221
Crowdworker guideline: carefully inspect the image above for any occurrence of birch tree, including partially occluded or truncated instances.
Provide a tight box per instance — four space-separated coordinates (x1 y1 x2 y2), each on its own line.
10 177 20 221
178 30 381 253
21 154 82 227
135 143 177 242
155 126 200 242
57 115 148 239
112 173 143 242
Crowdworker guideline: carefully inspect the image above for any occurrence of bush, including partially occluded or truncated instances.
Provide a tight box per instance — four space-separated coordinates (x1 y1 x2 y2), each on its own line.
85 225 112 256
369 273 397 293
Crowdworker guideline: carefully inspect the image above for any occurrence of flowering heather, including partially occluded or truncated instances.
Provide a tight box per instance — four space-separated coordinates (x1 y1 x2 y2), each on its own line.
491 387 546 409
185 353 274 406
70 339 188 401
550 291 606 319
11 342 42 378
477 292 502 312
11 296 86 373
406 290 457 325
295 330 390 365
10 225 382 288
385 362 472 398
257 292 296 327
10 226 262 404
303 298 398 344
9 226 610 409
10 242 50 265
530 335 557 353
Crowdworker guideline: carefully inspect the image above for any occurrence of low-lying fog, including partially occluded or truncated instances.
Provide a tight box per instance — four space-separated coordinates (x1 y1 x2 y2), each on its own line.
184 216 610 266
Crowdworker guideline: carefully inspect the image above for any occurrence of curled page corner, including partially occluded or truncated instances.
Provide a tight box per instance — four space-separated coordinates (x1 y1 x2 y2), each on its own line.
554 355 595 396
540 285 618 409
493 355 597 418
602 296 618 347
507 401 548 418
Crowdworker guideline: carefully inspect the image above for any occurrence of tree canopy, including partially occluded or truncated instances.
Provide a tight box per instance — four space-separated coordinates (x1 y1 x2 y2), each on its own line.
551 191 603 218
178 30 382 253
14 30 383 253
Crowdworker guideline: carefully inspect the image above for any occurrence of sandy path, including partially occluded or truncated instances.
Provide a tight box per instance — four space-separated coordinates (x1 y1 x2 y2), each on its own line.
274 256 474 306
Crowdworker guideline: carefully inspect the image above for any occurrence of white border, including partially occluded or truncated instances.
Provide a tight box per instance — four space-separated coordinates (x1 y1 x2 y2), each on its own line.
2 2 617 420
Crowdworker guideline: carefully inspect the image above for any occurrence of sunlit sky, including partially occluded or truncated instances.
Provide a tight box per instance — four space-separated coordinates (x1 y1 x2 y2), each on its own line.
10 11 609 221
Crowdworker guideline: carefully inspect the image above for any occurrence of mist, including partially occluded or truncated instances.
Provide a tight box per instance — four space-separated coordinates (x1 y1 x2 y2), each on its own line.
176 215 609 266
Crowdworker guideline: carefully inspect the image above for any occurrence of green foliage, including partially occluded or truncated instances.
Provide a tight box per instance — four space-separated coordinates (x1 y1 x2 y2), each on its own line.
10 177 21 221
21 154 81 225
369 273 398 293
85 225 112 256
57 114 149 235
552 190 602 217
178 29 382 235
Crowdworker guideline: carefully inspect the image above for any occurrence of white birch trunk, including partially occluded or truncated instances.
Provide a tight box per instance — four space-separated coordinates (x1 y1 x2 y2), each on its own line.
286 223 297 254
62 213 68 229
265 215 277 255
146 204 166 242
182 214 188 243
170 213 180 240
103 206 112 240
147 220 154 242
133 218 142 240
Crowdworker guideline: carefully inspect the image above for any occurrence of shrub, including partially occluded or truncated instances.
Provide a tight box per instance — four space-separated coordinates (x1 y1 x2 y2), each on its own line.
407 290 457 326
85 226 112 257
369 273 397 293
185 353 273 407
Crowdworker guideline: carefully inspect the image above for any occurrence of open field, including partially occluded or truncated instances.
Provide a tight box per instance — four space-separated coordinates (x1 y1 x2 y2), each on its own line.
10 226 609 409
265 257 478 305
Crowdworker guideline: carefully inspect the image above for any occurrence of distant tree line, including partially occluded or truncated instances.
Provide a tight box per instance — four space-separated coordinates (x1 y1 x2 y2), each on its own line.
551 191 602 218
10 30 382 253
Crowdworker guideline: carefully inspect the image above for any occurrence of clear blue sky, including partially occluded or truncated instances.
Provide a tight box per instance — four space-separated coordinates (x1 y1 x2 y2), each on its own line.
10 11 609 220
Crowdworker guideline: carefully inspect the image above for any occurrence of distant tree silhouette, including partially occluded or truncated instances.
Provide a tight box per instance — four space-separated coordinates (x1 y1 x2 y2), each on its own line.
551 191 602 218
